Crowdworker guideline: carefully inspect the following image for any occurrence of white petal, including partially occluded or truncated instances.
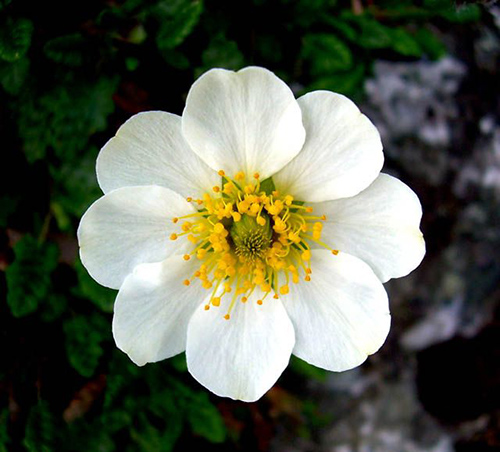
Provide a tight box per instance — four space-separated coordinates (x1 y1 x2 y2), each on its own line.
283 250 390 372
274 91 384 202
182 66 306 179
77 185 194 289
112 256 206 366
97 111 219 198
186 290 295 402
313 173 425 282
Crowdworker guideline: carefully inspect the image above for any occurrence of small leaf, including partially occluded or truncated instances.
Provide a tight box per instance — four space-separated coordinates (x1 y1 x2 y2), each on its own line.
186 392 226 443
414 28 447 60
63 312 110 377
0 57 29 95
155 0 203 50
196 33 244 77
73 259 116 313
356 17 393 49
6 235 59 318
0 17 33 62
302 33 353 76
44 34 88 67
389 28 423 57
307 63 365 96
23 401 58 452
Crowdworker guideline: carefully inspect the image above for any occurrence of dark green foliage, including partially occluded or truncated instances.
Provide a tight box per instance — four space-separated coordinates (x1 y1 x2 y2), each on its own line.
44 34 88 67
0 0 483 450
0 57 29 95
302 33 353 76
16 77 118 163
0 17 33 62
154 0 204 50
63 312 110 377
6 235 59 318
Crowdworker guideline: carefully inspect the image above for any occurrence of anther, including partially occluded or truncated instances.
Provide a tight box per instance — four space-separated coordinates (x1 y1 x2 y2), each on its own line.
257 300 263 305
253 173 260 179
241 296 248 303
218 170 225 176
183 254 191 261
183 279 190 286
224 314 230 320
186 197 192 202
204 305 210 310
213 186 220 193
332 249 339 255
305 206 313 213
172 217 179 223
170 233 178 240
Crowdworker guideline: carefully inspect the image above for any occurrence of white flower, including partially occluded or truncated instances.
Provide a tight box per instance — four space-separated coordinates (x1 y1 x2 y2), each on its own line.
77 66 425 402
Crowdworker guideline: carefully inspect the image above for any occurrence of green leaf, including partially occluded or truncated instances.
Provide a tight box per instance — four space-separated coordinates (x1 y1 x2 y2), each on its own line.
323 17 358 42
441 3 481 23
356 17 393 49
302 33 353 76
290 356 327 381
131 412 182 452
49 147 102 224
307 63 365 96
23 401 57 452
0 409 10 452
186 392 226 443
44 34 88 67
155 0 203 50
73 259 116 313
63 312 110 377
6 235 59 317
161 49 190 70
196 33 244 77
39 293 68 323
16 76 118 163
389 28 422 57
414 28 447 60
0 56 29 95
0 17 33 62
259 177 276 196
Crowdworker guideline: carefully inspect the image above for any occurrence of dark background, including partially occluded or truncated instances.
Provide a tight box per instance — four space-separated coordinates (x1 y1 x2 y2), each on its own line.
0 0 499 451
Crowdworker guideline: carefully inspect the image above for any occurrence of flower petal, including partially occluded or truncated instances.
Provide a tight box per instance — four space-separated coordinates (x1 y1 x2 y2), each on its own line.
97 111 219 198
182 66 306 179
186 290 295 402
283 250 390 372
313 173 425 282
274 91 384 202
78 185 194 289
112 256 206 366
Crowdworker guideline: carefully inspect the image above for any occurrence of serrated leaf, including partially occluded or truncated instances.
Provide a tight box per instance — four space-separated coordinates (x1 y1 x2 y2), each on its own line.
50 147 102 225
186 392 226 443
196 33 244 76
23 401 57 452
414 28 447 60
307 63 365 96
0 56 29 94
63 312 110 377
389 28 422 57
302 33 353 76
44 34 87 67
441 3 481 23
73 259 116 313
6 235 59 317
356 17 393 49
155 0 203 50
16 76 118 163
0 17 33 62
131 412 182 452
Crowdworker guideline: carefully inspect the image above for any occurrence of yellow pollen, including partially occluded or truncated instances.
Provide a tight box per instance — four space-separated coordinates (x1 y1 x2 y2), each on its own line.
186 197 192 202
332 249 339 255
171 169 338 320
204 305 210 310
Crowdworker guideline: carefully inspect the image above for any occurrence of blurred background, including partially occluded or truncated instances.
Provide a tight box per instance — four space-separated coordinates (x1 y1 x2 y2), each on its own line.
1 0 499 451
